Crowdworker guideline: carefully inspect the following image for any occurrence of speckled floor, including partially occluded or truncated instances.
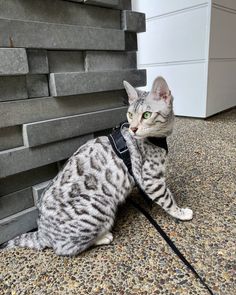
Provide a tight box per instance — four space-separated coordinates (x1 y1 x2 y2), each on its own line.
0 108 235 295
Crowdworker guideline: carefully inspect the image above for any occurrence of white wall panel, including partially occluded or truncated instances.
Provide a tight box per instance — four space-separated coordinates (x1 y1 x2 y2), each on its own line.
141 62 207 118
133 0 235 117
207 60 236 116
137 6 209 65
210 7 236 58
132 0 208 18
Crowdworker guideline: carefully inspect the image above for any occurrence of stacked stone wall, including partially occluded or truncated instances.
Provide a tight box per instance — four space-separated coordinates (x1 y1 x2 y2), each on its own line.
0 0 146 244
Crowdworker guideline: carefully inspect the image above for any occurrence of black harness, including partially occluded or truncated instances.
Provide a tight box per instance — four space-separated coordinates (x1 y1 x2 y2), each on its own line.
108 122 133 175
108 122 168 175
107 122 214 295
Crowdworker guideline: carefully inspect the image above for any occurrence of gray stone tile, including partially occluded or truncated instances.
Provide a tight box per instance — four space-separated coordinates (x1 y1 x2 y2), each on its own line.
26 75 49 98
0 126 23 152
0 188 34 220
0 207 38 244
120 0 131 10
0 48 28 76
0 135 92 178
0 76 28 101
0 164 58 197
48 51 84 73
125 32 137 51
83 0 119 8
85 51 136 71
0 0 120 29
0 90 126 128
122 10 146 33
67 0 131 10
0 19 125 50
27 49 49 74
49 69 146 97
23 106 127 147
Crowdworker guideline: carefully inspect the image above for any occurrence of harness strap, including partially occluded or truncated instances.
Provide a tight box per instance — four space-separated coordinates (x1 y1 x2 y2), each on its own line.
107 122 214 295
129 198 214 295
148 136 168 153
108 122 132 175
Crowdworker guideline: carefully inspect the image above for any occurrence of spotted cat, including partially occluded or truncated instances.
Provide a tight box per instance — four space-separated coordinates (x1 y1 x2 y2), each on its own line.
1 76 193 256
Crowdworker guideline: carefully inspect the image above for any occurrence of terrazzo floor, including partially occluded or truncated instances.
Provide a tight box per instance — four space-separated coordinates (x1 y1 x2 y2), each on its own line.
0 108 235 295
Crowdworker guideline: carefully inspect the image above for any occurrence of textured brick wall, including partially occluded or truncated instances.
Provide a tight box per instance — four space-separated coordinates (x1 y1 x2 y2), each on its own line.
0 0 146 244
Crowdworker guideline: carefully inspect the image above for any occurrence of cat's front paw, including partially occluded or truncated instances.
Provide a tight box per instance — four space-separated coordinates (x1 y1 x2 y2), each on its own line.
169 207 193 221
178 208 193 221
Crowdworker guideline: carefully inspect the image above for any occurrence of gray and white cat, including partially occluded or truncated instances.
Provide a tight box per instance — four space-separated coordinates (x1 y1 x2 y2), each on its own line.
1 76 193 256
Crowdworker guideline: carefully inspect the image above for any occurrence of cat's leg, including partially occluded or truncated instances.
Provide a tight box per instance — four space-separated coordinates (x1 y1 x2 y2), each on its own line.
94 231 113 246
161 188 193 220
146 182 193 221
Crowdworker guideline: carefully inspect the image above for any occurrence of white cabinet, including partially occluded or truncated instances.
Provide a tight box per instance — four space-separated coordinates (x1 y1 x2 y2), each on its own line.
133 0 236 117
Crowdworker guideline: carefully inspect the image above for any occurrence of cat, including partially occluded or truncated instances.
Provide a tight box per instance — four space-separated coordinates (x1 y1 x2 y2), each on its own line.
1 76 193 256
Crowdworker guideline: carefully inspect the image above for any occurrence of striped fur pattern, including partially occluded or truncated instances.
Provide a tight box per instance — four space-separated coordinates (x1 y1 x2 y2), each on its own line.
1 76 192 256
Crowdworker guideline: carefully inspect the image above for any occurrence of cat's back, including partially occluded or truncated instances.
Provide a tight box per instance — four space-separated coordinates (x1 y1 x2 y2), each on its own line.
39 135 133 211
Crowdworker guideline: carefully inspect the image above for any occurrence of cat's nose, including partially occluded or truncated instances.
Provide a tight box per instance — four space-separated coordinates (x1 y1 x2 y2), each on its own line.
131 127 138 133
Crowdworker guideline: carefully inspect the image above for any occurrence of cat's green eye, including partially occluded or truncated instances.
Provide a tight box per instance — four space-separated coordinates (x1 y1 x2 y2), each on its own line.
128 112 133 119
142 111 152 119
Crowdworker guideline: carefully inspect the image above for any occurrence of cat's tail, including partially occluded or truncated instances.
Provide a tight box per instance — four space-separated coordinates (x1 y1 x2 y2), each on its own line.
0 231 46 251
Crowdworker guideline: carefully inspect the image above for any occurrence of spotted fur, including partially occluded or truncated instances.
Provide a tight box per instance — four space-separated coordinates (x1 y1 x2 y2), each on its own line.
1 76 193 256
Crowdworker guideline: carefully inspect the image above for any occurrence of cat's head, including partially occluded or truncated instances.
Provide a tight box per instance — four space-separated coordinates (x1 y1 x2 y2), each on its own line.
123 76 174 139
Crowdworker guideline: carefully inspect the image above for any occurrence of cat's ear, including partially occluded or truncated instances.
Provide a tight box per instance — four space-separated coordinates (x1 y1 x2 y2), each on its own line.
151 76 172 103
123 81 138 104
